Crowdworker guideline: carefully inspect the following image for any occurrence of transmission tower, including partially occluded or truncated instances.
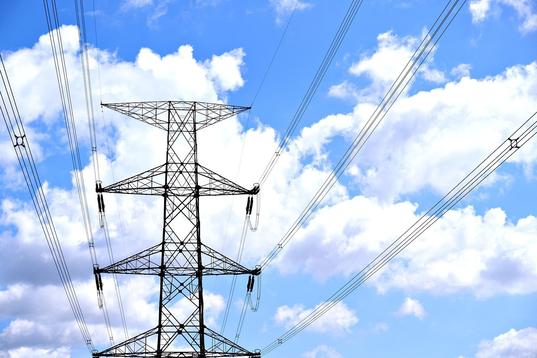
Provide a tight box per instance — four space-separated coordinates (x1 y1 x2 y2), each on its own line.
93 101 261 357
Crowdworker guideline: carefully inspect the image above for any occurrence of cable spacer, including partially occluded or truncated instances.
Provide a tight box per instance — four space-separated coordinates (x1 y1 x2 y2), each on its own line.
14 134 25 148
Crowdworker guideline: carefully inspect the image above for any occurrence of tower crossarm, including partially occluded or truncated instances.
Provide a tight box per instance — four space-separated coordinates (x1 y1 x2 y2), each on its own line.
198 164 257 196
93 316 260 357
191 101 250 130
101 101 250 132
99 163 257 197
102 101 174 130
99 164 167 196
97 242 258 276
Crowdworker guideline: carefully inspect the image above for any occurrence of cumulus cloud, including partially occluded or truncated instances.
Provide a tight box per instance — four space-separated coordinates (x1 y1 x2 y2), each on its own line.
469 0 537 33
278 187 537 295
451 63 472 78
0 23 353 354
0 346 71 358
0 24 251 353
476 327 537 357
347 31 446 99
270 0 312 24
347 61 537 201
206 48 245 92
328 81 359 101
375 207 537 297
396 297 426 319
2 20 537 357
302 345 342 358
274 302 358 334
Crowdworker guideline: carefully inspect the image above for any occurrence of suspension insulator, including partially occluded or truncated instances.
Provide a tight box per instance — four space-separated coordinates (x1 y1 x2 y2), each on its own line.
93 268 103 292
246 196 253 215
247 275 255 292
97 193 105 213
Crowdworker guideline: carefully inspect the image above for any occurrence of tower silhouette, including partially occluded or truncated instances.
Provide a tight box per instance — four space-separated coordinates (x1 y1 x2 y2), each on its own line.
93 101 260 357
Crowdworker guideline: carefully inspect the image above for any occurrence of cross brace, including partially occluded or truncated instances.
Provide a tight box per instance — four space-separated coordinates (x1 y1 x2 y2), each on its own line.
93 101 260 357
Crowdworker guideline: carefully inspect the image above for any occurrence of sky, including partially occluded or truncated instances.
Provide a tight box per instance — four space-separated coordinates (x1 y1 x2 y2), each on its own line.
0 0 537 357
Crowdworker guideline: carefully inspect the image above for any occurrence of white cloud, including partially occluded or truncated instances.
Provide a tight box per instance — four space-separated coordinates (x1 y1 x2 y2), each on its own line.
0 24 251 353
347 31 446 99
2 22 537 357
120 0 172 27
277 193 537 297
375 207 537 297
328 80 359 101
470 0 492 22
469 0 537 33
346 61 537 201
302 345 342 358
121 0 153 10
451 63 472 78
0 23 355 353
396 297 426 319
0 346 71 358
274 302 358 334
476 327 537 357
206 48 245 92
270 0 312 24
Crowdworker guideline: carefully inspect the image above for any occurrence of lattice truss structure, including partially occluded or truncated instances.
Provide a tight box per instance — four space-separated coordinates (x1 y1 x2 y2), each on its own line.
93 101 261 357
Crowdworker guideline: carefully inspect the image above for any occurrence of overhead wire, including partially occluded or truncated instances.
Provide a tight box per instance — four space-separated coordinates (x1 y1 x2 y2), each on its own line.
0 53 96 354
258 0 468 272
224 0 366 338
42 0 115 343
219 6 296 335
73 0 129 340
220 217 249 334
258 0 366 185
261 110 537 354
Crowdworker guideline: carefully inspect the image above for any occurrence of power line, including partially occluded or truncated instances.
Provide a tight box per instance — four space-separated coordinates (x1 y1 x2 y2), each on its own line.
220 5 296 335
223 0 366 336
0 52 96 354
258 0 366 185
42 0 115 343
73 0 129 340
250 4 298 107
258 0 467 272
261 110 537 354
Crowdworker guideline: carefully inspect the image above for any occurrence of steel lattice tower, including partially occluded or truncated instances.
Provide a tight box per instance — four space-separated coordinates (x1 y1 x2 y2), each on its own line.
93 101 261 357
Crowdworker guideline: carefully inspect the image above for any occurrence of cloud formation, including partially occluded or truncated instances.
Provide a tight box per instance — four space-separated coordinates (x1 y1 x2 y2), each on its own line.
469 0 537 33
396 297 426 319
274 302 358 334
270 0 312 24
476 327 537 357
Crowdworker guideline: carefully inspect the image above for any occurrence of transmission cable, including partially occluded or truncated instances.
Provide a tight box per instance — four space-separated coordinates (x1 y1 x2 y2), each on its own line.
0 53 97 354
73 0 129 340
224 0 366 336
259 0 467 272
42 0 115 343
258 0 366 185
219 5 295 334
261 110 537 354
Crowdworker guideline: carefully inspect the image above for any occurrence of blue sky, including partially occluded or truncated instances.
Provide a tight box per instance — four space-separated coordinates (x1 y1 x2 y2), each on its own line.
1 0 537 357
